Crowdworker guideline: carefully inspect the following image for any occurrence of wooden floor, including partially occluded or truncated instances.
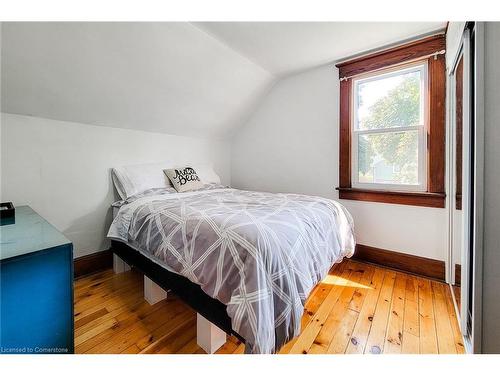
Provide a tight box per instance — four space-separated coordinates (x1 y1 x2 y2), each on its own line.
74 259 465 354
453 285 461 312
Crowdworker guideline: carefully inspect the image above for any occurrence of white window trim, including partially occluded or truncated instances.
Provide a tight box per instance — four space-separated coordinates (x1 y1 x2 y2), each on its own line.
351 61 428 192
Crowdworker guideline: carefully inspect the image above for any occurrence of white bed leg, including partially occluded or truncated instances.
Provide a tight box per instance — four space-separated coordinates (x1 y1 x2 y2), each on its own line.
196 313 227 354
113 254 131 274
144 276 168 305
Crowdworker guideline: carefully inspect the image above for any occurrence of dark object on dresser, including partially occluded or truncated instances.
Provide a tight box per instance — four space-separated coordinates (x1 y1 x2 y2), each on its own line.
0 206 74 354
0 202 15 226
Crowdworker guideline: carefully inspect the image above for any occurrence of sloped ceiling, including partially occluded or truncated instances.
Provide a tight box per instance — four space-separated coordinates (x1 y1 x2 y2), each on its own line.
1 22 446 139
0 22 275 139
195 22 447 76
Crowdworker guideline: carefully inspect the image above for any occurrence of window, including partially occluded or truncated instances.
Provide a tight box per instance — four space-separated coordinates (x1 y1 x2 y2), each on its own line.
336 35 446 208
352 62 427 191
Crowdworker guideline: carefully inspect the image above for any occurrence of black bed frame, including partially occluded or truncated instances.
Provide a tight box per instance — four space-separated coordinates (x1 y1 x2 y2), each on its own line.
111 240 245 343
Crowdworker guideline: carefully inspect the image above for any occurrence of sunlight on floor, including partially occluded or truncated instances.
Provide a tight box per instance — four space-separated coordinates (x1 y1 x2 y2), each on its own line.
321 274 372 289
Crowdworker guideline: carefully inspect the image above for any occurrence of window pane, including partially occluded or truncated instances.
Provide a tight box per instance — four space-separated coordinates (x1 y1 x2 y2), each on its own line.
357 130 419 185
355 67 422 130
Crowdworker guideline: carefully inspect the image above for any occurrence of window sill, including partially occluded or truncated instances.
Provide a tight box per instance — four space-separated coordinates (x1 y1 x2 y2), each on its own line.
336 187 445 208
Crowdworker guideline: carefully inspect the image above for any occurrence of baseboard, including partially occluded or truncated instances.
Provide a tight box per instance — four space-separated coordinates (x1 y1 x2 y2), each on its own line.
74 249 113 279
352 244 445 281
455 264 461 285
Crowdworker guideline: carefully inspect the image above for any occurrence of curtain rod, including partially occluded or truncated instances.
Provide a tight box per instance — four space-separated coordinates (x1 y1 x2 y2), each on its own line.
338 49 446 81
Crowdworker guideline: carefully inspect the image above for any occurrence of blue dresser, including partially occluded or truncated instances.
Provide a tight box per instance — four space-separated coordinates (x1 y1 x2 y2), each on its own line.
0 206 74 354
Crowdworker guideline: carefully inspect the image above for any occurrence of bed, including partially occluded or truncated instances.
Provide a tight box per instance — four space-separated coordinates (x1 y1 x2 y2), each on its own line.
107 162 355 354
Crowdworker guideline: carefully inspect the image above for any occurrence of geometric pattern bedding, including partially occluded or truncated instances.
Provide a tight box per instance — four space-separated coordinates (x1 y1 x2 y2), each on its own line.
108 187 355 353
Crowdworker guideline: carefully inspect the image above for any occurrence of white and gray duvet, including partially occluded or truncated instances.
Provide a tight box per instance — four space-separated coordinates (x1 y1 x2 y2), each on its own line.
108 187 355 353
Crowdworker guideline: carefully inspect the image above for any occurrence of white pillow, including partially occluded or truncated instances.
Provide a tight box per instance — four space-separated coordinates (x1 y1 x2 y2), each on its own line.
111 161 221 199
190 162 221 185
111 161 173 199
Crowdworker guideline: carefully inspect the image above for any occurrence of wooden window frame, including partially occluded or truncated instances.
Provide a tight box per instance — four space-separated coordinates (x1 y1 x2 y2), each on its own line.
335 34 446 208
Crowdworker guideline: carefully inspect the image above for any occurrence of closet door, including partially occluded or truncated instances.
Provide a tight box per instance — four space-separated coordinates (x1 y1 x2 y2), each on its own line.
448 22 484 353
450 52 463 325
460 28 472 338
449 29 470 338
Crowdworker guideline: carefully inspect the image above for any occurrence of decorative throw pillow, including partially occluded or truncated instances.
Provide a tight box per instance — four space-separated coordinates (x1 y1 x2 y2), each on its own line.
164 167 204 192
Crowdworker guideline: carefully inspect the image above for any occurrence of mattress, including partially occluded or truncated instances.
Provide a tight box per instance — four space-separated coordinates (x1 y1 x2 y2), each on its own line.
108 186 355 353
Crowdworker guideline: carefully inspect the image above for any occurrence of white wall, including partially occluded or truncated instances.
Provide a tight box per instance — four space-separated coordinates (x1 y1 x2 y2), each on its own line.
481 21 500 353
231 64 447 260
0 113 231 258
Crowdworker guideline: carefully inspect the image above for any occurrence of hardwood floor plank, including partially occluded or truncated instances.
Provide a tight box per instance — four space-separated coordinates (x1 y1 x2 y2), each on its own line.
76 298 177 353
152 320 197 354
287 264 353 354
74 271 141 300
431 281 458 354
452 285 461 312
384 272 406 354
308 262 367 353
444 285 466 354
418 278 439 354
348 262 376 312
100 312 185 353
75 298 147 337
74 284 144 319
77 294 160 332
345 267 385 354
326 308 359 354
403 275 420 337
278 262 345 354
215 339 239 354
75 317 119 347
138 313 196 353
74 308 109 330
176 337 200 354
74 279 142 314
74 268 141 297
401 332 420 354
121 344 142 354
364 270 396 354
233 343 245 354
88 300 188 353
74 269 116 291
